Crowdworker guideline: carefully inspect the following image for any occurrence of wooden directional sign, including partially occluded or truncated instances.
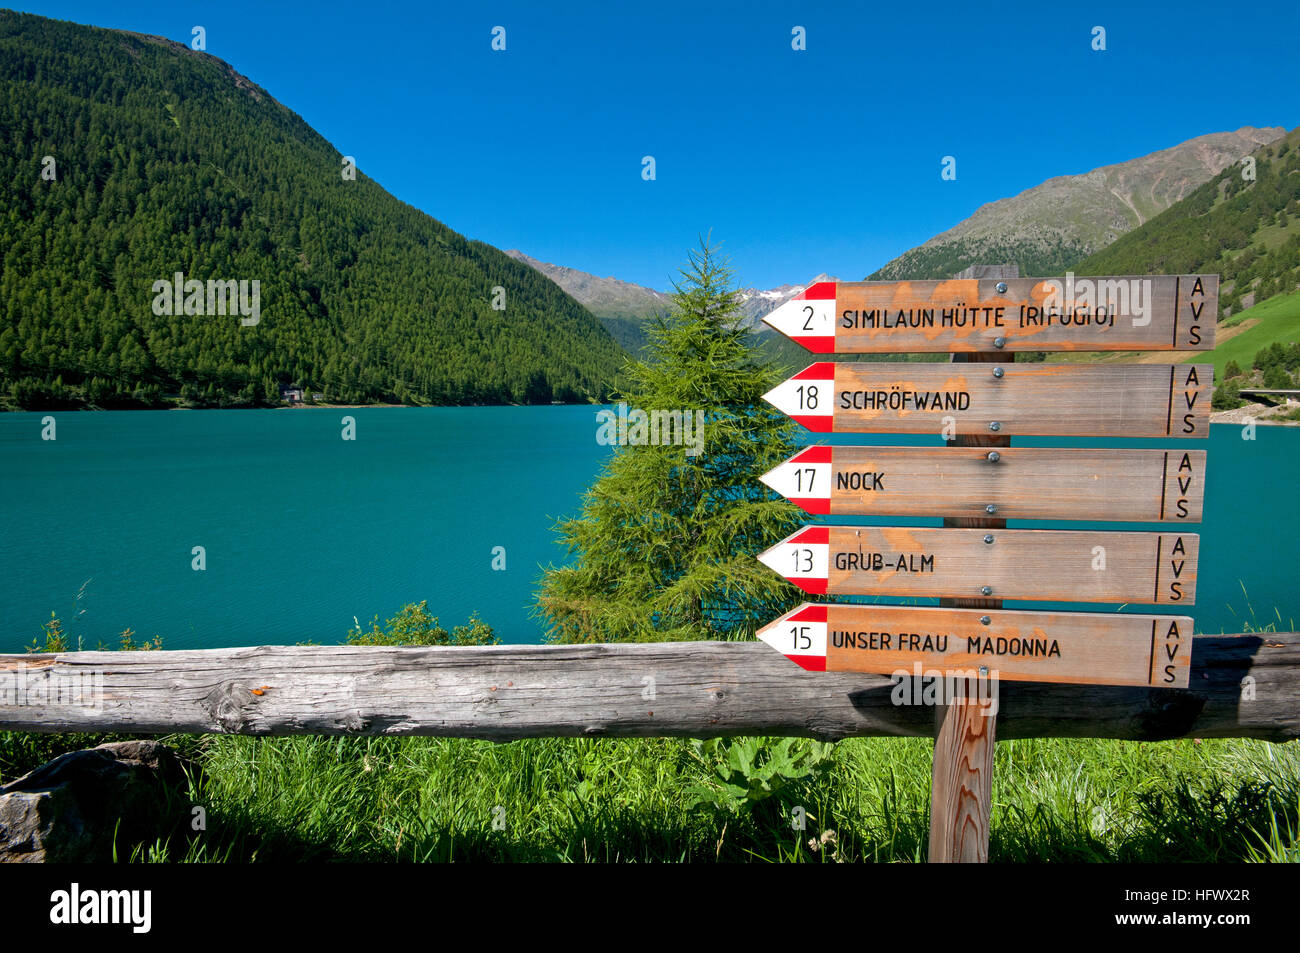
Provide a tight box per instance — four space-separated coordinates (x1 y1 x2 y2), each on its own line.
760 446 1206 522
758 526 1198 604
762 276 1217 353
752 266 1222 864
757 603 1193 688
764 362 1212 437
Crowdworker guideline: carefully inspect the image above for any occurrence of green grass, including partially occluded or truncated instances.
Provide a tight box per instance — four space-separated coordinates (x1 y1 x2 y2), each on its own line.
1251 220 1296 253
111 734 1300 862
1221 286 1300 330
1187 289 1300 379
4 730 1296 863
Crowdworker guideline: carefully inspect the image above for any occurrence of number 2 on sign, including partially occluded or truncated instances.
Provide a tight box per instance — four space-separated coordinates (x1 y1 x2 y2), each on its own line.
795 385 819 410
790 625 812 651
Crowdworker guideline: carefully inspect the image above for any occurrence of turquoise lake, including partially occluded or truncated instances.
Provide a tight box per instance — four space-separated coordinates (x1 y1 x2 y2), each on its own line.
0 408 1295 651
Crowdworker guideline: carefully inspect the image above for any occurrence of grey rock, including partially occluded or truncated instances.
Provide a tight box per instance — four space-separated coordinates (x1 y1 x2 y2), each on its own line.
0 740 188 862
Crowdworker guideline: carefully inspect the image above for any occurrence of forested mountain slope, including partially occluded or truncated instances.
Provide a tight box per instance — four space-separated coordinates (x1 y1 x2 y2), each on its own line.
1075 127 1300 319
0 12 624 408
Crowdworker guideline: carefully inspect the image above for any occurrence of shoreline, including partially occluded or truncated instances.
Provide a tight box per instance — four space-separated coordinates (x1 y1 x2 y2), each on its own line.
1210 402 1300 426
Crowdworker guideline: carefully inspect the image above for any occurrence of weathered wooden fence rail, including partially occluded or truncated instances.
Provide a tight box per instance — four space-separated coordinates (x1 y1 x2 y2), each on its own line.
2 634 1296 740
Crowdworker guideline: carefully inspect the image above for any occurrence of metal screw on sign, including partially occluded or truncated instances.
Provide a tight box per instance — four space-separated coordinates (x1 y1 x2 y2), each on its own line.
979 616 991 626
992 367 1004 379
993 337 1006 349
979 666 989 677
985 504 997 514
989 421 1001 432
980 586 992 596
986 451 1000 462
995 282 1008 294
983 534 995 544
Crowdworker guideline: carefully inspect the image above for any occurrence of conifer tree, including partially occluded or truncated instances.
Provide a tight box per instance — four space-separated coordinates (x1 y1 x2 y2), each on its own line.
536 238 806 643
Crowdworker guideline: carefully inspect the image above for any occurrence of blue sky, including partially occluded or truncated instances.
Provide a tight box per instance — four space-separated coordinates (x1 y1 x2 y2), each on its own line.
11 0 1300 289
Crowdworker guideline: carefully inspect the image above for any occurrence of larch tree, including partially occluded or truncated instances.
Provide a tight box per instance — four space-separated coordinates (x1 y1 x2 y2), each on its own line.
536 237 807 643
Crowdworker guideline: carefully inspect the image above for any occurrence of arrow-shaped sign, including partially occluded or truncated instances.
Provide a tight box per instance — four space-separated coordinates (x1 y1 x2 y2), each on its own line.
759 446 1206 523
761 277 1217 353
760 446 834 514
762 362 1212 437
757 603 1193 688
761 281 838 351
757 526 1199 604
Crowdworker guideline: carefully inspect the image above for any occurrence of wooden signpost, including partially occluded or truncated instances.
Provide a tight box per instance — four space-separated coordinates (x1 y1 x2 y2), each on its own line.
763 362 1212 437
760 446 1207 522
757 603 1193 688
760 276 1218 353
754 271 1216 864
758 525 1199 603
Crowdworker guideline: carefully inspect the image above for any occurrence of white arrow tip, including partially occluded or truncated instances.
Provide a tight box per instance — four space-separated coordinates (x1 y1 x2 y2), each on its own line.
756 541 783 574
761 290 836 352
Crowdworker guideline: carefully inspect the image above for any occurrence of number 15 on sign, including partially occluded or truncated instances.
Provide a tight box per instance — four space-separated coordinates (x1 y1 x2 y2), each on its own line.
787 620 825 655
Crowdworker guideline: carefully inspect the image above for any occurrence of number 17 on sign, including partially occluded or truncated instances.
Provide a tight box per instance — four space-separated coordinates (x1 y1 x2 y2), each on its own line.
759 446 832 513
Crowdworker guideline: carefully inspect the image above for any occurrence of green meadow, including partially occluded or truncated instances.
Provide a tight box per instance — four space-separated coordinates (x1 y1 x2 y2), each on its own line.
3 729 1297 863
1188 289 1300 379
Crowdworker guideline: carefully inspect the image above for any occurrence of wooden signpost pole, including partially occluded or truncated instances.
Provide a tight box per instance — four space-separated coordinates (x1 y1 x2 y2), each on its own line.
928 348 1007 863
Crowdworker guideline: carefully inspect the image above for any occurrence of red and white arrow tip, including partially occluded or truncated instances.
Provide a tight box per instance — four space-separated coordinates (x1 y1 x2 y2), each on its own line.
759 446 832 514
762 363 835 432
756 603 828 671
761 281 837 352
757 526 829 594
